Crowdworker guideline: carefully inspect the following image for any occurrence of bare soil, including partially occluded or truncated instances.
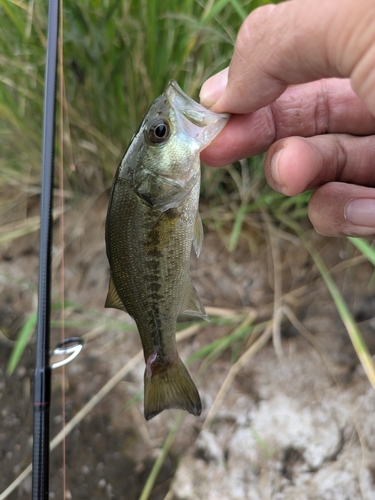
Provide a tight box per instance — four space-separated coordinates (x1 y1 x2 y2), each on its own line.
1 192 375 499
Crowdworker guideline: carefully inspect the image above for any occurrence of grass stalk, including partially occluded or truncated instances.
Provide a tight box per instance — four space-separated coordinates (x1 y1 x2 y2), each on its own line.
348 237 375 267
202 320 274 429
138 412 184 500
0 323 205 499
6 311 37 375
279 214 375 390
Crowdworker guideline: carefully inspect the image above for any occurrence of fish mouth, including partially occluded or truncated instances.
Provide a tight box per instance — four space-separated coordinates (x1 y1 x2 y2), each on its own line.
164 80 230 150
166 81 210 127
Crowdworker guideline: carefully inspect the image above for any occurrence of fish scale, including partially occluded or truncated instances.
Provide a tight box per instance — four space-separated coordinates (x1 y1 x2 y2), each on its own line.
107 179 195 357
105 81 229 420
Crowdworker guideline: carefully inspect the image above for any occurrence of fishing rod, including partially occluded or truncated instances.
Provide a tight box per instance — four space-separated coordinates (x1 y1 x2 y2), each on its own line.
31 0 59 496
32 0 83 498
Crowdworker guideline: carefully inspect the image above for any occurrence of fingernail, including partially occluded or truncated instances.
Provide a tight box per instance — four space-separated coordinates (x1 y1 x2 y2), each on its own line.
345 199 375 227
200 68 228 108
270 149 286 193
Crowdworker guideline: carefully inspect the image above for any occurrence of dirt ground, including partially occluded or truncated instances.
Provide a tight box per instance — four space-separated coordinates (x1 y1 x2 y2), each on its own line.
1 192 375 499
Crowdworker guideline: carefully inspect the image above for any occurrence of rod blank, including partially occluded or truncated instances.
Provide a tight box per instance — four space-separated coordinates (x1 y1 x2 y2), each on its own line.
32 0 59 498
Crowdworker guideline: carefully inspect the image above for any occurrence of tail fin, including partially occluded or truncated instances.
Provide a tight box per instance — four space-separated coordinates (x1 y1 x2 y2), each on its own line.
144 356 201 421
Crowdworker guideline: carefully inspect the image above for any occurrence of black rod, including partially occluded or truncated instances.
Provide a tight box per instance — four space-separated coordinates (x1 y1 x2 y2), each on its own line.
32 0 59 498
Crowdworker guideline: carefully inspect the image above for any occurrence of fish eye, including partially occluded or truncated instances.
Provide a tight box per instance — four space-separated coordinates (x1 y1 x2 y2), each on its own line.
147 119 170 145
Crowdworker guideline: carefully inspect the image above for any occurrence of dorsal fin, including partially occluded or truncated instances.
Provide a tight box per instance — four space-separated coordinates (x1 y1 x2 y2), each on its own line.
105 276 128 313
193 211 204 258
179 279 209 321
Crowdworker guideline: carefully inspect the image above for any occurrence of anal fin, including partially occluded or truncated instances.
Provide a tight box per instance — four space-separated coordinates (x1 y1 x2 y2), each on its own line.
179 279 209 321
105 276 128 313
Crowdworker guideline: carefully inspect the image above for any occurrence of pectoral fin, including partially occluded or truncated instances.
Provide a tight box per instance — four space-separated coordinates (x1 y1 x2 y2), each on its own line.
105 276 128 313
179 279 209 321
193 211 204 257
145 209 181 255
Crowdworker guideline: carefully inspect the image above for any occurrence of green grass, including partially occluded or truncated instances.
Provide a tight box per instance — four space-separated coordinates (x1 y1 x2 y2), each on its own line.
0 0 268 192
6 310 37 375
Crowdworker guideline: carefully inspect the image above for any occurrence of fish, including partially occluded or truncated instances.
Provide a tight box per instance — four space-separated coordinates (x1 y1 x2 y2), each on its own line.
105 81 229 420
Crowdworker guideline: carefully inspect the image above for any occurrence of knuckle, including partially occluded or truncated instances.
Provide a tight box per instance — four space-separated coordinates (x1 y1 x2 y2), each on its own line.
235 5 277 62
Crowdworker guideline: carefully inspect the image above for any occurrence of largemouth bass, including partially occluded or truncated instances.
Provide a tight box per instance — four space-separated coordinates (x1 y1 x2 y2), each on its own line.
105 81 229 420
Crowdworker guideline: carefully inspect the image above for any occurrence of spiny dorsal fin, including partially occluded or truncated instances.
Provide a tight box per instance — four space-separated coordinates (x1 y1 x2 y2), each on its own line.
179 279 209 321
193 211 204 258
105 276 128 313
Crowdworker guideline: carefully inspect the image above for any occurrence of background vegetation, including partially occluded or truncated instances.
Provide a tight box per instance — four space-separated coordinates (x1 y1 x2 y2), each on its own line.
1 0 281 366
1 0 267 192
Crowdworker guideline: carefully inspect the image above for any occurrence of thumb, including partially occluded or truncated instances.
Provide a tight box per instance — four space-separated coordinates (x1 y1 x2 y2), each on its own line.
200 0 375 116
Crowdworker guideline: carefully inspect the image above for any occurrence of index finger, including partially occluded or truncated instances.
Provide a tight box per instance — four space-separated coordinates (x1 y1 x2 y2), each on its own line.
201 79 375 166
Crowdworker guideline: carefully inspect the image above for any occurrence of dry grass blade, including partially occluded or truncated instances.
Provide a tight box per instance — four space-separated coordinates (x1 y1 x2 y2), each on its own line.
202 320 274 430
0 323 205 499
0 216 40 244
0 207 64 245
196 309 258 373
0 466 32 500
263 211 284 362
281 305 336 381
0 350 142 500
279 214 375 392
205 305 254 318
138 412 185 500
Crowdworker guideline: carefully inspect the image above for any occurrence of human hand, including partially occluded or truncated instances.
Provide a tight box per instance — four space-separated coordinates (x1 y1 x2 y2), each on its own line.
200 0 375 237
